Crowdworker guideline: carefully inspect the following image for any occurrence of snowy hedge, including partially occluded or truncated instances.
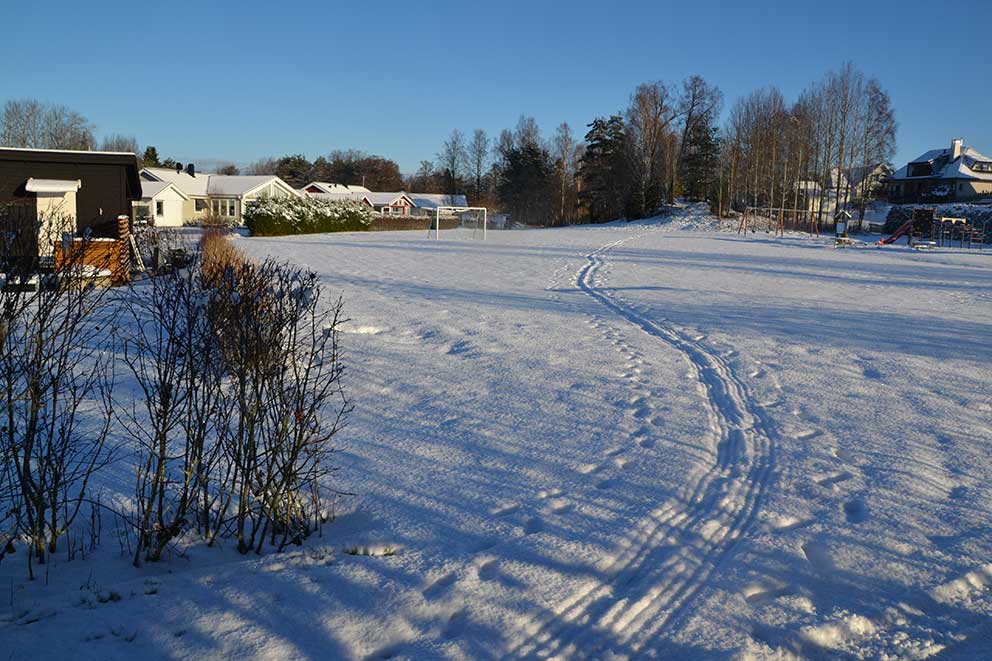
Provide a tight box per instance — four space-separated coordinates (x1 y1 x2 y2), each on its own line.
244 196 373 236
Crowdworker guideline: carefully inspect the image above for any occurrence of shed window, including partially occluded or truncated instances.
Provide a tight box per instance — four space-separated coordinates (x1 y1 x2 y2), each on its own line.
156 201 164 216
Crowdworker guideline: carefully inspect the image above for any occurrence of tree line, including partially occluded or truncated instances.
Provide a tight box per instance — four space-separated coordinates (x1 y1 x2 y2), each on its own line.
2 63 896 225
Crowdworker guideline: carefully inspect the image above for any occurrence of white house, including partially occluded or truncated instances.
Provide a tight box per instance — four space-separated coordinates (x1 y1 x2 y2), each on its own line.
134 180 189 227
140 166 300 225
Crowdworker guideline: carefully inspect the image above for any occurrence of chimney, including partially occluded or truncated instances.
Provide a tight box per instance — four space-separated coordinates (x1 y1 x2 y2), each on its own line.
186 163 195 177
176 162 183 174
950 138 963 160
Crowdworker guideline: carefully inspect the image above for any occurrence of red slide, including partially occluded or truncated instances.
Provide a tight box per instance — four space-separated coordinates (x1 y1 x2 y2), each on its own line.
877 219 914 245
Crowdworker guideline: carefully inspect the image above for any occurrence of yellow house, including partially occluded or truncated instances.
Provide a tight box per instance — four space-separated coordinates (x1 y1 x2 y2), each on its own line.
140 166 300 225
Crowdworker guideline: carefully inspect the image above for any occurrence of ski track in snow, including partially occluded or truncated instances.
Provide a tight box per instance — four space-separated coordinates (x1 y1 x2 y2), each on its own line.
511 227 779 657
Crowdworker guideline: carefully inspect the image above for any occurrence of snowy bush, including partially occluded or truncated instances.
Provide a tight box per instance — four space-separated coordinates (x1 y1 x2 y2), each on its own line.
121 231 351 564
244 196 373 236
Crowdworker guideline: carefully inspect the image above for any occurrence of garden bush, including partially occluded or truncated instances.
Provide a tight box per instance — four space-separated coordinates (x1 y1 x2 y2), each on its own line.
244 196 373 236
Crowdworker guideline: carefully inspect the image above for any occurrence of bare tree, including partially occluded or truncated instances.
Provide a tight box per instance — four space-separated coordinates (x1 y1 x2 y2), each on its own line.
551 122 578 225
438 129 467 195
514 116 542 150
670 75 723 202
0 99 96 150
625 82 679 216
245 157 279 175
468 129 490 203
101 133 140 154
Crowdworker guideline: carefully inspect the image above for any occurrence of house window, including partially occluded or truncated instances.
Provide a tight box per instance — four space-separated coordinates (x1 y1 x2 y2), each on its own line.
195 199 207 212
156 201 164 216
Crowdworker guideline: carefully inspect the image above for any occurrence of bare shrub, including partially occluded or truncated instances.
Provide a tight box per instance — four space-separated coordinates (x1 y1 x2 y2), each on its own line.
0 204 115 579
123 230 350 561
122 238 225 566
199 229 245 285
208 257 350 552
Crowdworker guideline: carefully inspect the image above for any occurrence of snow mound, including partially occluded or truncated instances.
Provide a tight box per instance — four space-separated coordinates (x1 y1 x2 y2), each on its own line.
644 202 738 232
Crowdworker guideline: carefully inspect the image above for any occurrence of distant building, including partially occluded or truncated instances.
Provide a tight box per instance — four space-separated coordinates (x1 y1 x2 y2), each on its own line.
300 184 470 217
406 193 469 215
832 163 891 203
362 192 417 215
886 138 992 203
300 182 370 197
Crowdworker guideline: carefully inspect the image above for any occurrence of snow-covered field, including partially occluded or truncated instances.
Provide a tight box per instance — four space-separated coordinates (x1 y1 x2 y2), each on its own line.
3 205 992 659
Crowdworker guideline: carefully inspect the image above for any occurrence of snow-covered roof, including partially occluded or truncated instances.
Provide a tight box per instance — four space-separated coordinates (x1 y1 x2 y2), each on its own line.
304 182 370 195
207 175 288 197
363 192 414 207
889 143 992 182
25 178 81 193
142 168 299 198
303 186 471 209
408 193 469 209
142 167 209 196
1 147 136 156
309 191 367 203
140 180 189 201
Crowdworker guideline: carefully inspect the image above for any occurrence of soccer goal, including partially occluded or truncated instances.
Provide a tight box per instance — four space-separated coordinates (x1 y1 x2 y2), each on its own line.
428 206 488 240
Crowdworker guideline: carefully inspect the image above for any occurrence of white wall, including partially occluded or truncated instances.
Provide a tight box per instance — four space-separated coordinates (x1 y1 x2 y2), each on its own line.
149 187 187 227
36 191 77 257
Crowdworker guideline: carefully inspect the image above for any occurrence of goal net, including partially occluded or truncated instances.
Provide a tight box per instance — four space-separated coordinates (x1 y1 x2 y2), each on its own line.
429 206 488 240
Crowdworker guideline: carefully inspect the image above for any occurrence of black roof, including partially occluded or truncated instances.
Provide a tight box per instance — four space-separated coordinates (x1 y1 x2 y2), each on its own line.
0 147 142 200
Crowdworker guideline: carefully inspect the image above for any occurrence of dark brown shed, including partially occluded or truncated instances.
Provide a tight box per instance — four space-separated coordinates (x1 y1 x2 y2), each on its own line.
0 147 141 237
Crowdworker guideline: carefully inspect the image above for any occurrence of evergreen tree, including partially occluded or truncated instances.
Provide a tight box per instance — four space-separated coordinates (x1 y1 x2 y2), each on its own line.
496 142 555 227
680 112 721 202
578 116 629 222
274 154 313 188
143 145 161 167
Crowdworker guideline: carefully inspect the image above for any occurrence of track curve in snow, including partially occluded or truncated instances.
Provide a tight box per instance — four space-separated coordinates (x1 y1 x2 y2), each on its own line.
513 229 778 658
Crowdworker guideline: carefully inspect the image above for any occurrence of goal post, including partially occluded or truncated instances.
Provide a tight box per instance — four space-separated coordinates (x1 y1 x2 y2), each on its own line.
429 206 488 240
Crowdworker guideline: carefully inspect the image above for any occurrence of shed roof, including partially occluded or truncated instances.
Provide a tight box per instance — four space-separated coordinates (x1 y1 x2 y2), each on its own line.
0 147 141 199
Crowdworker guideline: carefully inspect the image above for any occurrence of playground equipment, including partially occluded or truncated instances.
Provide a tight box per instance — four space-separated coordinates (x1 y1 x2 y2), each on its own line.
877 219 914 245
877 208 987 250
738 206 827 237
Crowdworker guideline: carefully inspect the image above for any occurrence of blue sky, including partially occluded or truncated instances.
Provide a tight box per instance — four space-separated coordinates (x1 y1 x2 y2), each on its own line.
1 0 988 173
